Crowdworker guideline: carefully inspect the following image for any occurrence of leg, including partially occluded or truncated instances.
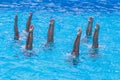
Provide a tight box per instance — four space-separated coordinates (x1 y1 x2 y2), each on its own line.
26 25 34 50
26 13 32 32
14 14 19 40
71 29 82 58
86 17 94 37
47 19 55 43
92 24 100 48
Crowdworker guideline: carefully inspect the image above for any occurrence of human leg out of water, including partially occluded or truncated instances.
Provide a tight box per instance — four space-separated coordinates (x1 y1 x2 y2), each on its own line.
69 29 82 65
26 13 32 32
86 17 94 37
47 19 55 43
92 24 100 48
14 14 19 40
71 29 82 58
25 25 34 50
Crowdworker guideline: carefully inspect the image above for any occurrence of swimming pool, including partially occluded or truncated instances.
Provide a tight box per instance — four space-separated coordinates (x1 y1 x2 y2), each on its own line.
0 0 120 80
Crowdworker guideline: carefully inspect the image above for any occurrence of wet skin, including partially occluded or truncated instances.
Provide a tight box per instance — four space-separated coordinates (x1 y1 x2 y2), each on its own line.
86 17 94 37
92 24 100 48
26 13 32 32
14 14 19 40
71 29 82 58
47 19 55 43
25 25 34 50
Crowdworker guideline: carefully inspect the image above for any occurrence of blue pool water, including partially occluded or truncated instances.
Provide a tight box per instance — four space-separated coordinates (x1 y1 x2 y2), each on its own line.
0 0 120 80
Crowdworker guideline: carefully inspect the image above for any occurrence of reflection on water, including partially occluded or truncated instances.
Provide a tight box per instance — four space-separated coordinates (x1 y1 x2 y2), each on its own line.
89 48 99 58
23 50 34 57
44 42 54 50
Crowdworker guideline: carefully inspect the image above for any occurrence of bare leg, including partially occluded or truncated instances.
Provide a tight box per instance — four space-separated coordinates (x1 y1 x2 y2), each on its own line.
26 25 34 50
71 29 82 58
92 24 100 48
86 17 94 37
47 19 55 43
14 14 19 40
26 13 32 32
